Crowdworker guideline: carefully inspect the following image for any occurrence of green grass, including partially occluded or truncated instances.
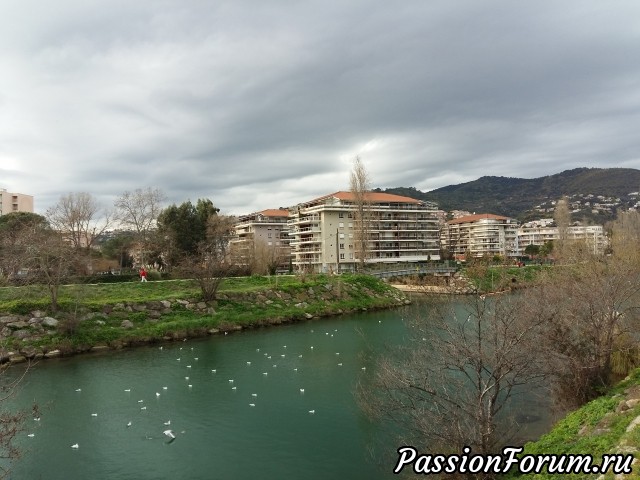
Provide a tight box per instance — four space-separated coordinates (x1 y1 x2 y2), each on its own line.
465 265 548 292
0 274 405 353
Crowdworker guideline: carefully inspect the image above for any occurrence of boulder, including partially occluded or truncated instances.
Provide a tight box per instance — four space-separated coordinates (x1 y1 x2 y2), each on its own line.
9 355 26 364
12 330 31 339
7 321 29 330
161 300 172 309
0 316 19 325
44 349 61 358
42 317 59 328
121 320 134 329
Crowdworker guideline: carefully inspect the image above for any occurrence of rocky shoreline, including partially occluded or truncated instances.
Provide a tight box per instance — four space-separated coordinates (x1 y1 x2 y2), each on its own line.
0 280 410 366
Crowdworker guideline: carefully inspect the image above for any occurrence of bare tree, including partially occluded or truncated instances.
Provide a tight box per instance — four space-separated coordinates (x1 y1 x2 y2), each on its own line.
553 196 571 261
609 209 640 266
359 294 550 462
252 239 288 275
178 214 236 302
46 192 111 275
0 365 37 479
535 257 640 407
114 187 166 264
349 156 371 271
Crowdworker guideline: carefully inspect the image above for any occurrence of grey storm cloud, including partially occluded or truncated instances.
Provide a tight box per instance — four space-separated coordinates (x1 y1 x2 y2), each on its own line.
1 0 640 215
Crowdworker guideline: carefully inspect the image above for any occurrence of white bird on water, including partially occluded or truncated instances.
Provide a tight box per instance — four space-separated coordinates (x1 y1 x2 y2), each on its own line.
249 403 255 407
27 433 35 437
164 420 171 426
127 421 132 427
163 429 175 439
300 389 305 393
156 392 161 397
211 369 217 373
308 410 315 414
124 389 131 392
75 388 82 392
71 443 79 449
91 413 98 417
141 406 147 410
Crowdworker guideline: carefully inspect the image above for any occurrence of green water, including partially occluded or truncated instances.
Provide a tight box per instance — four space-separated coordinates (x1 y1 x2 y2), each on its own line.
4 303 552 479
6 309 412 479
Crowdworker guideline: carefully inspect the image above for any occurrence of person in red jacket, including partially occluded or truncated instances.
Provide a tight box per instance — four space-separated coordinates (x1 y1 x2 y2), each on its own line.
140 267 148 282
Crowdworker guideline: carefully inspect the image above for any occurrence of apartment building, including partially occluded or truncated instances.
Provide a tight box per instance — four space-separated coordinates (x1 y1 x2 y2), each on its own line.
288 191 440 273
231 208 291 272
517 223 607 255
0 189 33 215
441 213 519 259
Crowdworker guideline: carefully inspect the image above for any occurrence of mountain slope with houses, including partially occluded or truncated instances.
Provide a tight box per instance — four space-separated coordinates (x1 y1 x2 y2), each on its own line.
377 167 640 222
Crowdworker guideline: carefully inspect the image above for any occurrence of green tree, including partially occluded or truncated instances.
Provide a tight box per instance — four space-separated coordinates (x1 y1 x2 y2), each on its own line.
523 244 540 257
157 199 220 268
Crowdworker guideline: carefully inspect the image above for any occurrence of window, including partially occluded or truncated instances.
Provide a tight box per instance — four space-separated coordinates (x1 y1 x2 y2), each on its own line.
339 233 345 239
340 253 345 260
339 243 344 249
348 233 353 238
349 253 354 259
268 233 272 238
339 212 344 218
348 223 353 228
339 222 344 228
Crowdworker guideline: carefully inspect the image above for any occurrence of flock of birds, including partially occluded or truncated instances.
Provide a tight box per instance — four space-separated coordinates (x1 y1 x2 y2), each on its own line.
24 322 378 451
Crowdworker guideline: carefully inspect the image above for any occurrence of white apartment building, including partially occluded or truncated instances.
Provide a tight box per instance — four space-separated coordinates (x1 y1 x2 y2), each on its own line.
231 209 291 271
517 224 607 255
441 213 519 259
0 189 33 215
288 191 440 273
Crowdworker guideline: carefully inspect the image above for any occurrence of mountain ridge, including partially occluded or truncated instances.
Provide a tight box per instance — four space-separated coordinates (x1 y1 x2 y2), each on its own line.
377 167 640 221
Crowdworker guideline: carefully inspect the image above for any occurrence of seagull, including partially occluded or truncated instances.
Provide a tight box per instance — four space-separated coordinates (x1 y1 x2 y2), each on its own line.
337 363 343 366
211 369 216 373
281 354 285 358
124 389 131 392
228 379 234 383
75 388 82 392
310 346 314 350
249 403 255 407
294 368 298 372
273 365 277 368
298 355 303 358
336 352 340 355
283 345 287 348
232 386 237 390
138 400 144 403
256 348 260 352
251 393 257 397
141 406 147 410
185 377 189 380
300 389 305 393
361 367 366 371
176 358 181 361
162 386 168 390
33 417 40 421
194 357 198 361
308 410 315 414
188 385 192 388
127 421 132 427
27 433 35 437
91 413 98 417
246 361 251 365
163 429 175 439
164 420 171 426
159 346 163 350
262 372 268 376
186 365 192 369
71 444 79 449
156 392 161 397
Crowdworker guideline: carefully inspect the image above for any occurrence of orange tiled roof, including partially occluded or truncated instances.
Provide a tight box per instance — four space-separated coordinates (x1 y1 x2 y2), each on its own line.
259 208 289 217
304 191 421 205
448 213 511 225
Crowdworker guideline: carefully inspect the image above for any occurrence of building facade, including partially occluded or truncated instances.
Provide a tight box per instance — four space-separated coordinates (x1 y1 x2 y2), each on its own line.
441 213 519 259
231 209 291 273
517 223 607 255
288 191 440 273
0 189 33 215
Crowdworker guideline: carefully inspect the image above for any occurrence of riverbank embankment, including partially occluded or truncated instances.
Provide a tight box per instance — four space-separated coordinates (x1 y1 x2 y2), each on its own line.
0 274 408 364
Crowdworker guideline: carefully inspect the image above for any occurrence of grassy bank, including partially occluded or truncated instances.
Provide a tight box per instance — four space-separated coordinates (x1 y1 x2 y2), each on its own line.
0 274 407 358
506 369 640 479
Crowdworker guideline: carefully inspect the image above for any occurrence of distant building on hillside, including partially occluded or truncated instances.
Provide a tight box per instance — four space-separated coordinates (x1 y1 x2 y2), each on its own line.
0 188 33 215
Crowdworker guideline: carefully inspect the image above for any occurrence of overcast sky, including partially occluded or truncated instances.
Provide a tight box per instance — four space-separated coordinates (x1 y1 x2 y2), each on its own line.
2 0 640 216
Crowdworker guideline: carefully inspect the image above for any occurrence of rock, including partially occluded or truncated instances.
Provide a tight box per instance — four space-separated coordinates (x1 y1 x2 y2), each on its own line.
95 320 106 326
161 300 172 309
132 304 147 312
208 328 220 334
20 346 39 358
324 283 333 291
0 316 19 325
7 321 29 330
30 310 46 318
9 355 26 364
12 330 31 339
42 317 59 327
627 399 640 409
90 345 110 352
196 302 207 310
304 313 314 319
294 302 309 308
44 349 61 358
112 303 126 311
121 320 134 329
626 415 640 433
176 300 190 306
265 300 274 305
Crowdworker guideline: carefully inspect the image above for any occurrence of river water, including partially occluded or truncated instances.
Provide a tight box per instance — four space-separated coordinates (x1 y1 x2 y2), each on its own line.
4 301 553 479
